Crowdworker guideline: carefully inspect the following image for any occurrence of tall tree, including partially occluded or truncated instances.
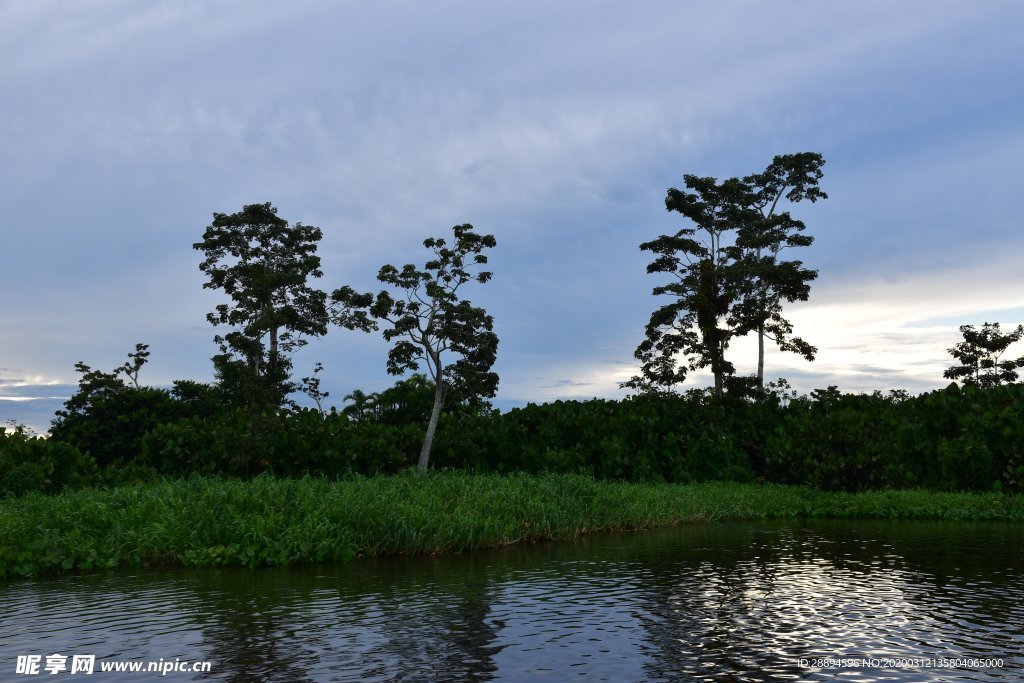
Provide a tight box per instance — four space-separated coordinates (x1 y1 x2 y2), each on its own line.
193 203 327 410
626 175 749 398
943 322 1024 388
733 152 826 390
331 224 498 473
627 154 824 398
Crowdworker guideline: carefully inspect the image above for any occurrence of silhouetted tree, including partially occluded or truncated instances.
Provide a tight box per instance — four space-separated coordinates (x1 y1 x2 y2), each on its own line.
733 153 826 390
298 362 330 416
332 224 498 472
626 174 748 398
193 203 327 410
116 343 151 388
944 322 1024 388
627 154 824 398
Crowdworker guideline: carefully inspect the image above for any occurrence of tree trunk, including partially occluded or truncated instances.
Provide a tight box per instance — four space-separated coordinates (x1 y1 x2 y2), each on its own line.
418 365 445 474
269 323 279 374
757 321 765 392
756 246 766 393
713 337 725 400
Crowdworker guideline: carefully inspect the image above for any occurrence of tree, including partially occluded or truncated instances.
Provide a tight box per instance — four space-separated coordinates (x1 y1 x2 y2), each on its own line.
298 362 330 416
342 374 484 426
625 174 749 398
944 322 1024 388
49 344 176 467
626 154 824 399
733 153 826 390
193 203 328 410
117 343 151 388
342 374 434 426
331 224 498 473
53 344 151 429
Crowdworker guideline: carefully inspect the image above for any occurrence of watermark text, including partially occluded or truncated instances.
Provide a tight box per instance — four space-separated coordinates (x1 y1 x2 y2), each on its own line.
16 654 211 676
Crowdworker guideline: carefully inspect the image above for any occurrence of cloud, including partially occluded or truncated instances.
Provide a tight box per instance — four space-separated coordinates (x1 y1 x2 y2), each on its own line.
0 380 75 435
535 250 1024 399
2 0 1023 419
539 379 595 390
0 398 65 435
0 383 75 400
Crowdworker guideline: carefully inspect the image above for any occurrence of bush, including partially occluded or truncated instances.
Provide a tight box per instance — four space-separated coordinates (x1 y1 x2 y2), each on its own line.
431 393 758 484
141 408 423 478
31 369 1024 494
761 384 1024 492
0 426 97 497
48 351 226 469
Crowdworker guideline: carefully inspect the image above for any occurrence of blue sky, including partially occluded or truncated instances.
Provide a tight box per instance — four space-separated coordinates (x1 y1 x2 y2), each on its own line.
2 0 1023 433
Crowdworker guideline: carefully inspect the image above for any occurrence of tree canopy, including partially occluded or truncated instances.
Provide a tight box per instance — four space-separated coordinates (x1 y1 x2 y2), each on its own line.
944 322 1024 388
733 153 826 389
193 202 327 410
331 224 498 472
627 153 825 398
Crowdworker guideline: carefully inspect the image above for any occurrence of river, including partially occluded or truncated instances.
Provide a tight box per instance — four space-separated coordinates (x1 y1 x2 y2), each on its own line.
2 520 1022 681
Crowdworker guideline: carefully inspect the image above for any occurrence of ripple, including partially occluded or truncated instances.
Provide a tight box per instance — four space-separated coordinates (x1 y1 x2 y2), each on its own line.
1 521 1022 681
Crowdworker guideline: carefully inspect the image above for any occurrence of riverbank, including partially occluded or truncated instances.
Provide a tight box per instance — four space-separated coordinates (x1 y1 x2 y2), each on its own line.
3 472 1022 579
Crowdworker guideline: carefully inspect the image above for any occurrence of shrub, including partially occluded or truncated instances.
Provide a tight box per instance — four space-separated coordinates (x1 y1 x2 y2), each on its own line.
0 426 97 497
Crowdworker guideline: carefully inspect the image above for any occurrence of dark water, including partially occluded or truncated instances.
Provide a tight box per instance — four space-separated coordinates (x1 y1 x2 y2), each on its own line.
2 521 1022 681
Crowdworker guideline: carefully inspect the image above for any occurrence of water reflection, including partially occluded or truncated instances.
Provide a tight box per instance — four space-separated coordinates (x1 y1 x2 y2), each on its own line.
626 523 1024 681
1 521 1021 681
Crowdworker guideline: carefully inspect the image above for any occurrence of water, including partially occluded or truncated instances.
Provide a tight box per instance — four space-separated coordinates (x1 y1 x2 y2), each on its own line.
2 521 1022 681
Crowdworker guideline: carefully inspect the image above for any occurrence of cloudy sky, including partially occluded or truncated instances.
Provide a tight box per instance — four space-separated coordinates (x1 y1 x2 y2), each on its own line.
2 0 1023 432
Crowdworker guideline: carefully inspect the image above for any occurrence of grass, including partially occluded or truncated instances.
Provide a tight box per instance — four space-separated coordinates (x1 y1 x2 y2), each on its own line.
2 471 1022 579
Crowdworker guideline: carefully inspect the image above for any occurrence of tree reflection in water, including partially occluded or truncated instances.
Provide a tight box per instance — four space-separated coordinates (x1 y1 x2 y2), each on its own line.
4 522 1022 682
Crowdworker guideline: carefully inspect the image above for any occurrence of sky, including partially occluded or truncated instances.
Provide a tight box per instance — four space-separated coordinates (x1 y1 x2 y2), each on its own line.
2 0 1023 433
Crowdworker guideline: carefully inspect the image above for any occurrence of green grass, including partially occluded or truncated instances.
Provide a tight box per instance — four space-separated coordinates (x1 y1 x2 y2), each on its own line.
2 472 1022 579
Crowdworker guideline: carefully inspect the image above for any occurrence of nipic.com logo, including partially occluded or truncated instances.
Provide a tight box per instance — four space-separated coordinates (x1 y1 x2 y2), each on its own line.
15 654 212 676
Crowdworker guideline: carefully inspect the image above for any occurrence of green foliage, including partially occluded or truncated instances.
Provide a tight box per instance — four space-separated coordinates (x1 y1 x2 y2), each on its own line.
764 391 901 491
426 383 1024 493
51 380 182 468
0 425 97 497
332 224 498 472
169 379 227 418
193 202 328 410
35 363 1024 496
343 374 490 427
762 384 1024 492
431 393 762 484
944 322 1024 388
49 349 222 468
140 408 423 478
933 384 1024 492
342 374 435 425
3 473 1021 579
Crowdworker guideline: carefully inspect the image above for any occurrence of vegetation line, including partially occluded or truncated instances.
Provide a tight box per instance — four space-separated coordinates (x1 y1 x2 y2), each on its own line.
3 472 1021 580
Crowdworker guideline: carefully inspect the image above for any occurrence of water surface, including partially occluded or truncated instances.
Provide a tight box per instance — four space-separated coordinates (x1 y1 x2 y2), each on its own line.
2 520 1022 681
